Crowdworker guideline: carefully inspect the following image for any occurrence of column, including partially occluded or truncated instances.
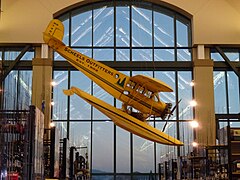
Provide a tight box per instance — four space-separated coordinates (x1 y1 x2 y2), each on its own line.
193 45 216 146
32 44 52 129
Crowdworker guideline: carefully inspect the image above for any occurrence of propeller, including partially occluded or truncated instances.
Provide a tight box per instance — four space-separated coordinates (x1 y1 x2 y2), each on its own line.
162 99 182 132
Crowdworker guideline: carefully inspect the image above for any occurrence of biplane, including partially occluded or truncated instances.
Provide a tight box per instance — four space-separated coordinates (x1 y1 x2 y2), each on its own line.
43 19 183 146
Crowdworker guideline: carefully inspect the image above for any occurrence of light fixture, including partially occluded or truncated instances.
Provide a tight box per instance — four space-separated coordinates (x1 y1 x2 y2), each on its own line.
51 101 55 106
190 80 195 86
192 141 198 147
190 120 199 128
50 121 55 127
51 81 57 86
190 100 197 107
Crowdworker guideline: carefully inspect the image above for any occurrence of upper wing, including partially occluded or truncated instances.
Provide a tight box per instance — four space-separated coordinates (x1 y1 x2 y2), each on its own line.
130 75 173 92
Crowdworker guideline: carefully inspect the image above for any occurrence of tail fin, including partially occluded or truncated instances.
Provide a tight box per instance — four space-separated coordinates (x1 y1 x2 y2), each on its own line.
43 19 64 44
63 89 74 96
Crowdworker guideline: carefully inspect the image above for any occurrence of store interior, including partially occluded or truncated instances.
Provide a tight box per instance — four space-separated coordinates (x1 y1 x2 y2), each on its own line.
0 0 240 179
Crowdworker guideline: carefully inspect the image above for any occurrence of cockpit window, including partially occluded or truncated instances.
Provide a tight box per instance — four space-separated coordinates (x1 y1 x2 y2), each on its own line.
127 80 136 89
144 90 152 98
153 94 159 102
136 85 144 94
150 93 159 102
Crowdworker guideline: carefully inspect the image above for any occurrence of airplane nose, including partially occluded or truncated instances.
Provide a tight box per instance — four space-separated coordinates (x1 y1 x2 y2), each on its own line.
166 103 172 113
161 103 172 120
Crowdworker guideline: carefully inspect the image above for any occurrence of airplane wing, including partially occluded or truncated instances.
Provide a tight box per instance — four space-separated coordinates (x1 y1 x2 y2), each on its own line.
130 75 173 92
63 86 183 146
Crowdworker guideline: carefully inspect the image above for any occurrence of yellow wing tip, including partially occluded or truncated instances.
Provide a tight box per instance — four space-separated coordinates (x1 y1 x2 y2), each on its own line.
63 89 74 96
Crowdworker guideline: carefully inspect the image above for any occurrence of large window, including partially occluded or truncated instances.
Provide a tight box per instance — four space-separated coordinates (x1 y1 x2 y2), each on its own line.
52 0 192 178
0 47 34 110
211 49 240 129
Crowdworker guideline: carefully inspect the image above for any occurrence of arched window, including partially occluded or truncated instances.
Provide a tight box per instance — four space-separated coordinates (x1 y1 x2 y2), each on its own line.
52 1 193 177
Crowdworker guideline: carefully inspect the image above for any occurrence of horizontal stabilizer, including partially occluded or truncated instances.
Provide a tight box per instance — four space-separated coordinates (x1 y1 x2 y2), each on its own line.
63 89 74 96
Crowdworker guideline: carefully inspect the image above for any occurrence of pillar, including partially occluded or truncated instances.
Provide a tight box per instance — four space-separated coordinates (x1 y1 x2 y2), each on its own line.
32 44 52 129
193 45 216 146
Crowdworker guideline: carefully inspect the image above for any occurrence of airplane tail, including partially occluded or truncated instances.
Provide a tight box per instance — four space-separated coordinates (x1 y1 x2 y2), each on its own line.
43 19 64 46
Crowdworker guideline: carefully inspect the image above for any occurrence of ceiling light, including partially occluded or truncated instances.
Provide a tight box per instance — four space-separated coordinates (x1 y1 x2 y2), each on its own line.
190 100 197 107
51 81 57 86
190 120 199 128
192 141 198 147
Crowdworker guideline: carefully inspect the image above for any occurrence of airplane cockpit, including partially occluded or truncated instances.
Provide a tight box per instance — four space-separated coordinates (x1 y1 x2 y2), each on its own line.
125 79 160 102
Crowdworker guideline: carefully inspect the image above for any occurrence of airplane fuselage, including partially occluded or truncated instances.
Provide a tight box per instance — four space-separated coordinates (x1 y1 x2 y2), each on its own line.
43 19 169 118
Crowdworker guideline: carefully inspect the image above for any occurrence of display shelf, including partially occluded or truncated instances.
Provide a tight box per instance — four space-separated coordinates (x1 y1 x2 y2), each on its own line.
218 126 240 179
0 106 44 179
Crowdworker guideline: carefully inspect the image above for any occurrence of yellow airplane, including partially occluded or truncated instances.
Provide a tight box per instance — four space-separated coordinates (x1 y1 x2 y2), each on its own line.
43 19 183 146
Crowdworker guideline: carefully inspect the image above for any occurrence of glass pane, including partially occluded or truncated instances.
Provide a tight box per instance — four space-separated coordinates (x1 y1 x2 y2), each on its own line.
219 121 228 129
18 71 32 110
69 122 91 148
154 49 174 61
116 6 130 47
225 51 239 61
177 20 189 47
214 71 227 113
71 10 92 46
132 49 152 61
116 49 130 61
156 122 178 162
156 120 178 138
178 72 193 120
62 19 70 45
4 51 20 60
132 71 153 77
211 52 224 61
227 72 240 113
70 71 91 120
93 83 114 120
3 71 18 110
92 121 113 173
52 71 68 120
133 135 154 173
54 122 68 139
179 121 193 156
76 48 92 57
154 71 176 119
93 49 113 61
4 51 34 60
230 121 240 127
177 49 191 61
93 6 114 47
21 51 34 60
116 127 130 173
54 52 66 61
154 11 174 47
132 6 152 47
211 50 239 62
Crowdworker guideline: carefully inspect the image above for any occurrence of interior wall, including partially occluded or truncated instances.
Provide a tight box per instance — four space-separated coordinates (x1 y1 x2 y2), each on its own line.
1 0 240 45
